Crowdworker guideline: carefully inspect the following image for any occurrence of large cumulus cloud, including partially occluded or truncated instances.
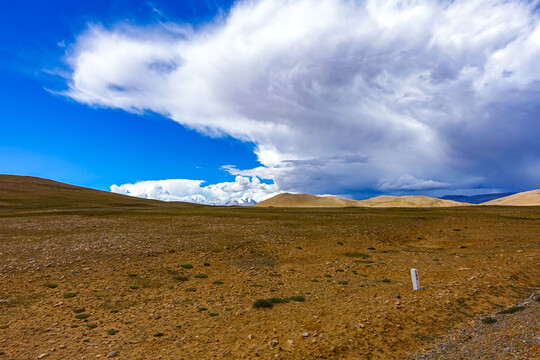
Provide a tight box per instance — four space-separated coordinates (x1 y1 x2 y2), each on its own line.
64 0 540 199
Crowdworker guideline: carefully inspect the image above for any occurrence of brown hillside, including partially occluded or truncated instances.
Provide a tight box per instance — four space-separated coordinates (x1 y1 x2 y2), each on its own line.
0 175 198 211
254 193 470 208
357 195 469 208
481 189 540 206
252 193 359 207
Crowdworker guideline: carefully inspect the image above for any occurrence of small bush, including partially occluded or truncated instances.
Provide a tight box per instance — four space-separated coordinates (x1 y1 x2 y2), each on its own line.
194 273 208 279
130 285 139 290
337 241 344 245
325 274 332 278
63 292 77 298
110 309 119 314
185 288 197 292
174 275 189 282
75 313 90 319
204 263 211 267
153 332 165 337
0 325 9 329
73 308 85 314
311 279 319 282
197 307 208 312
498 306 525 314
46 283 58 288
70 324 79 328
86 323 98 328
209 312 219 316
212 281 224 285
267 298 288 304
277 282 284 285
180 264 193 269
253 299 273 308
250 284 263 287
482 317 497 324
381 279 391 283
107 329 118 335
296 246 302 249
338 281 348 285
336 269 344 272
367 247 375 250
128 273 137 277
288 295 305 302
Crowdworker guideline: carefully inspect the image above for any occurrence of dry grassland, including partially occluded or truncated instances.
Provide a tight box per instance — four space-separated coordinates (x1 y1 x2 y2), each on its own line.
0 204 539 359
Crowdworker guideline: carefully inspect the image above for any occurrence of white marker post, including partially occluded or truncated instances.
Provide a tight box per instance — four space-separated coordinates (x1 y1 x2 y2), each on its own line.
410 268 420 291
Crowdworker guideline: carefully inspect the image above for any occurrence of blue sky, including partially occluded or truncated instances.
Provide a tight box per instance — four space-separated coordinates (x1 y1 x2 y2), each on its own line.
1 1 257 191
1 0 540 205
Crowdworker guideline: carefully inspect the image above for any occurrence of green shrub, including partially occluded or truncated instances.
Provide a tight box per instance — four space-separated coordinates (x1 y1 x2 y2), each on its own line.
174 275 189 282
75 313 90 319
209 312 219 316
107 329 118 335
253 299 273 308
204 263 211 266
185 288 197 292
194 273 208 279
63 292 77 298
46 283 58 288
288 295 305 302
482 317 497 324
381 279 391 283
338 281 348 285
337 241 344 245
86 323 98 328
180 264 193 269
344 252 370 258
0 325 9 329
212 281 224 285
128 273 137 277
197 307 208 312
130 285 138 289
153 332 165 337
73 308 85 314
498 306 525 314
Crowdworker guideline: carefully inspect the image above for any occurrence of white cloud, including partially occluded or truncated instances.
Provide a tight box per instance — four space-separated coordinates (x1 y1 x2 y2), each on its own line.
110 176 280 205
64 0 540 196
377 174 448 191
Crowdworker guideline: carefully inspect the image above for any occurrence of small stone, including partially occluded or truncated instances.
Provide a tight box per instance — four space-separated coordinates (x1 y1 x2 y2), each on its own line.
287 340 294 345
38 354 49 359
355 323 364 329
248 334 254 340
268 339 279 348
59 344 66 349
107 351 118 357
302 332 310 337
394 295 401 299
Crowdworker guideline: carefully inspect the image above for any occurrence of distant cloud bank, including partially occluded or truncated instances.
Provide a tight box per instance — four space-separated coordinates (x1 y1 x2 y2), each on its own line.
64 0 540 202
110 176 280 205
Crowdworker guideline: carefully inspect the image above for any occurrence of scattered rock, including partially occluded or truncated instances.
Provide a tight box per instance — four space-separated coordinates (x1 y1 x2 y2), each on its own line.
37 354 49 359
107 350 118 357
302 332 310 337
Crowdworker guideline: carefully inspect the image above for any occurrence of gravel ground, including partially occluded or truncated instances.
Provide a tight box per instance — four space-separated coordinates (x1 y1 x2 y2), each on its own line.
410 292 540 359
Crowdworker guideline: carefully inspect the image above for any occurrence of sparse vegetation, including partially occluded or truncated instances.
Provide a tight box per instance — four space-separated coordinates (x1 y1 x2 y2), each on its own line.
212 280 224 285
180 264 194 269
153 332 165 337
73 308 85 313
482 317 497 324
107 329 118 335
185 288 197 292
338 280 348 285
174 275 189 282
204 263 211 266
86 323 98 328
46 282 58 288
63 292 77 298
209 312 219 316
197 307 208 312
337 241 344 245
0 325 9 329
194 273 208 278
75 313 90 319
381 279 391 283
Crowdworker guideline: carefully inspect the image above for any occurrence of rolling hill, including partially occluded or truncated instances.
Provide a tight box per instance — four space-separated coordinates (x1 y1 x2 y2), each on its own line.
440 192 516 204
481 189 540 206
0 175 198 211
253 193 470 208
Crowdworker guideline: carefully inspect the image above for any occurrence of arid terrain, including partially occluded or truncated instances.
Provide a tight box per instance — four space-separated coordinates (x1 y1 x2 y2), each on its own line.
0 176 539 359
